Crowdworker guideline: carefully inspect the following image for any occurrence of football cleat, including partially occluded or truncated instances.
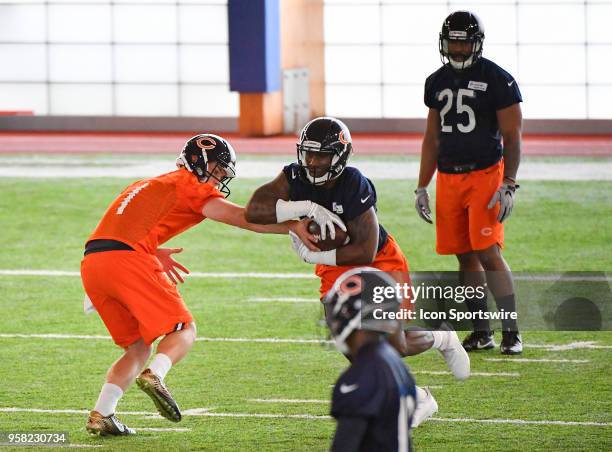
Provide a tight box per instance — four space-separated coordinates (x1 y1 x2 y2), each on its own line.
437 330 470 380
136 369 182 422
86 410 135 436
501 331 523 355
411 387 438 428
462 330 496 352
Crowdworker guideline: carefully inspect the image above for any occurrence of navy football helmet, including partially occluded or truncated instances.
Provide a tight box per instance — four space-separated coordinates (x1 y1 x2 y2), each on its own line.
323 267 401 354
439 11 485 70
177 133 237 197
296 117 353 186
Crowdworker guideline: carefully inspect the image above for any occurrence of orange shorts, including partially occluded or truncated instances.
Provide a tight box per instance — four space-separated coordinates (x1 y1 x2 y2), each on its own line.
436 160 504 255
80 250 193 348
315 234 412 311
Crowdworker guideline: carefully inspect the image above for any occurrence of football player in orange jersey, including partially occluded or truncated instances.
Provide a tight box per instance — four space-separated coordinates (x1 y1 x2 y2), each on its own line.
81 134 320 436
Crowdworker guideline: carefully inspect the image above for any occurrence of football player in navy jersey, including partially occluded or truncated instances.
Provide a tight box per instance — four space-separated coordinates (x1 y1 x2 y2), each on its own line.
246 116 471 427
325 268 416 452
415 11 523 354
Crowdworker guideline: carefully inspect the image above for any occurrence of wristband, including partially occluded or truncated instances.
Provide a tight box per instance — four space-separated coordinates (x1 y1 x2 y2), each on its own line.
276 199 312 223
313 249 337 266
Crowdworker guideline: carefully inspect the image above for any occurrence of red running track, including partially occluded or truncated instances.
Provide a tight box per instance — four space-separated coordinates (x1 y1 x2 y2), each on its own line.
0 132 610 156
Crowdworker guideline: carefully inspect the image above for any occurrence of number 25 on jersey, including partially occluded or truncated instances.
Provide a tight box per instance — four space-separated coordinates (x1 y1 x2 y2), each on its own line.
438 88 476 134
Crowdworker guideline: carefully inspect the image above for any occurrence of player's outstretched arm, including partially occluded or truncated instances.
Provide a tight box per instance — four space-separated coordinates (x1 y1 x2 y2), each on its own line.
246 171 346 240
203 197 319 249
245 172 291 224
336 208 379 266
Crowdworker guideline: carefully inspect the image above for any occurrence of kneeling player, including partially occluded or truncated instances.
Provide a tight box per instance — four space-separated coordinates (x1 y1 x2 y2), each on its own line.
326 268 417 451
246 117 470 426
81 134 315 436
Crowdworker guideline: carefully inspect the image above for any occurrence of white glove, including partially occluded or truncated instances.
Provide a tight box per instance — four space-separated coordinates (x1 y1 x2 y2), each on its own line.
414 187 432 224
487 182 519 223
289 231 336 266
306 203 346 240
276 199 346 240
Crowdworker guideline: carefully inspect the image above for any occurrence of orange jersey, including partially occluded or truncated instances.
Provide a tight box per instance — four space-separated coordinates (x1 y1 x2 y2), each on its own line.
88 169 224 254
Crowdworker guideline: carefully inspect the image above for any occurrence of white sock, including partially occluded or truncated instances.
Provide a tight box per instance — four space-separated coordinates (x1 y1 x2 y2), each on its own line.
94 383 123 417
148 353 173 381
430 331 447 350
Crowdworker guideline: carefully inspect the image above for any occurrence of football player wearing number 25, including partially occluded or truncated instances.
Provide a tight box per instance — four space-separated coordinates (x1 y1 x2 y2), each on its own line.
80 134 317 436
415 11 523 354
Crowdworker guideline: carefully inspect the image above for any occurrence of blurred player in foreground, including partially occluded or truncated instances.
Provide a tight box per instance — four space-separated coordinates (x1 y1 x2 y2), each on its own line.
246 116 470 426
325 268 417 451
81 134 316 436
415 11 523 354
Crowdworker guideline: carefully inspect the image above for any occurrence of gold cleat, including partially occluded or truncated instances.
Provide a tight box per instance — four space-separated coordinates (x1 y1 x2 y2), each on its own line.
86 410 136 436
135 369 182 422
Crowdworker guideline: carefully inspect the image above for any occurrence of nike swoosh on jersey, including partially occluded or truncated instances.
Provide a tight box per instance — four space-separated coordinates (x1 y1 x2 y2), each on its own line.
291 169 297 179
360 195 371 203
339 383 359 394
507 80 515 87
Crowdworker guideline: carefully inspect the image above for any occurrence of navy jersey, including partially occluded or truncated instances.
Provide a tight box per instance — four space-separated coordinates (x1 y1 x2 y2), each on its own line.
282 163 388 252
331 341 416 452
424 58 522 173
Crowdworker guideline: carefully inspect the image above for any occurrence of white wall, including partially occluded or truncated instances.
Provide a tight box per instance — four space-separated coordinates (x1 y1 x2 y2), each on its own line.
2 0 610 120
0 0 238 116
324 0 612 119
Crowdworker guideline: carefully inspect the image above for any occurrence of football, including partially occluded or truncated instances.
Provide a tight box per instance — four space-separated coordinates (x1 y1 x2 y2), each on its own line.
307 219 349 251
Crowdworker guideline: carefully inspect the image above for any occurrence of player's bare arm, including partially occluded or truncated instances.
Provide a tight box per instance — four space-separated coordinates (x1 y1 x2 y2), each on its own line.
203 197 318 250
245 171 290 224
497 102 522 182
335 208 379 266
246 170 346 240
417 107 442 189
487 103 523 222
415 108 441 223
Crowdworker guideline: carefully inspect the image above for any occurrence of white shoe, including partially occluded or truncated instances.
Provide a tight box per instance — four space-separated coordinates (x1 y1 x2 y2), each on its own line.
438 330 471 380
411 387 438 428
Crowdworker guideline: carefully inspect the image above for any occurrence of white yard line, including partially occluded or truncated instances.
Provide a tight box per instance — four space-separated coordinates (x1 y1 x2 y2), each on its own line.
248 399 328 404
428 417 612 427
0 333 329 344
1 407 610 427
0 269 317 279
198 337 327 344
484 358 590 363
248 297 319 303
0 159 610 181
527 342 612 351
414 370 521 377
1 334 611 352
1 269 610 282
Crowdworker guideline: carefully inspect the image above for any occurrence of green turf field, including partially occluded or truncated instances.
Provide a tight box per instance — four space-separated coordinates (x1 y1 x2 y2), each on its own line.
0 172 610 451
